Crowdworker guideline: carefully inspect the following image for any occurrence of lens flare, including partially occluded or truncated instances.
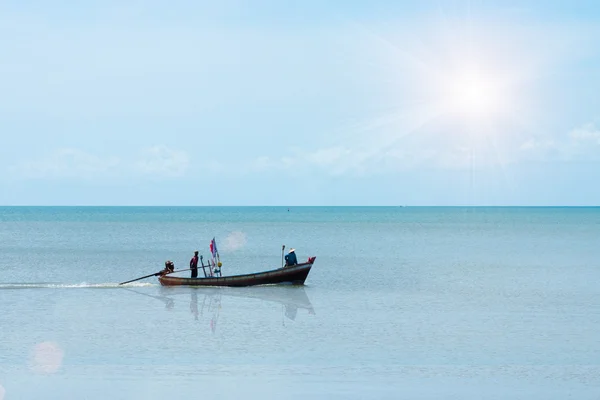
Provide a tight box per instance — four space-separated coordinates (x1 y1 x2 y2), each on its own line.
224 231 247 251
29 341 64 374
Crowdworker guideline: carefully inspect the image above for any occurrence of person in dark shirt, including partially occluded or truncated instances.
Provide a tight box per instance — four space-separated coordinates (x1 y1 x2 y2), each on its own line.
190 251 199 278
284 248 298 266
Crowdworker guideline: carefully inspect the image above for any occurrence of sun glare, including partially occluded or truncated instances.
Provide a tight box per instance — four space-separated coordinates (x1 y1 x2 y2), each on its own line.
438 67 507 122
456 75 489 112
350 12 536 172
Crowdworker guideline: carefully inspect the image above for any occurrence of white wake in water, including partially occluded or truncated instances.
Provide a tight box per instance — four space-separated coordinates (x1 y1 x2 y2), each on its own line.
0 282 156 289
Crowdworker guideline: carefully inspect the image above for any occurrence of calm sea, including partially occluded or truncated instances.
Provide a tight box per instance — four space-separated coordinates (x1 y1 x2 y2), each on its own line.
0 206 599 399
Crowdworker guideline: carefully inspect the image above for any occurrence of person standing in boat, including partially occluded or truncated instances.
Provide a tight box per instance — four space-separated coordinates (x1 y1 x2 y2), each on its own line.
190 251 199 278
285 248 298 266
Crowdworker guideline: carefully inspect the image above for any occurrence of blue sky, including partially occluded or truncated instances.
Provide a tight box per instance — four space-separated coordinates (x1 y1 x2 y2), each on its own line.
1 0 600 205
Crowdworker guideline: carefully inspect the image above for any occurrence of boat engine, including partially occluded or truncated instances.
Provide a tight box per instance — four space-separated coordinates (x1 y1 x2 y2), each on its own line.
165 260 175 273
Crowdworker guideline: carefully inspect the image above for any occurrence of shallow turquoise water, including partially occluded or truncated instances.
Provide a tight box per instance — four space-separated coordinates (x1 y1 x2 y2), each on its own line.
0 207 599 399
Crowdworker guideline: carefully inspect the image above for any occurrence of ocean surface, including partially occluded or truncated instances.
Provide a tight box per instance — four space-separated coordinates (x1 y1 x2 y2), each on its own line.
0 206 599 399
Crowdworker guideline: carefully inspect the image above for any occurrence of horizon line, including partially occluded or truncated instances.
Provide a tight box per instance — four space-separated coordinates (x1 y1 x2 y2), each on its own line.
0 205 599 208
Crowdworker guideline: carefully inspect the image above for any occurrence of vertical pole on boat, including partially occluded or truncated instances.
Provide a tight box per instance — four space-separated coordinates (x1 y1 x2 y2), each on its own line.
200 255 207 278
281 245 285 268
216 251 222 277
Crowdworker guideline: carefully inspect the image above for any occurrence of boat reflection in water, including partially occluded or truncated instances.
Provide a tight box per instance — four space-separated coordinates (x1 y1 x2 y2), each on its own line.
124 285 315 332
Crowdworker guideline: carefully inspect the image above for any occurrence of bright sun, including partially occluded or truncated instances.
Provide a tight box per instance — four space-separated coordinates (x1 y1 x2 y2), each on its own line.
437 67 507 122
345 13 537 178
353 13 532 152
455 75 490 113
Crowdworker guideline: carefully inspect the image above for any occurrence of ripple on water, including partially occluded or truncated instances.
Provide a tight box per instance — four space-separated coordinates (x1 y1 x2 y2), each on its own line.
0 282 155 289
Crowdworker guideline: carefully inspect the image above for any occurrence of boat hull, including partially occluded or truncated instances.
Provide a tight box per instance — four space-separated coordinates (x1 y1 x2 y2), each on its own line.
158 260 314 287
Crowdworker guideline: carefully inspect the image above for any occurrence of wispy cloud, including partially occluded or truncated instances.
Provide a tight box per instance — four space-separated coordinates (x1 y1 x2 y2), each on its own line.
246 143 480 177
134 145 189 178
7 145 190 180
519 123 600 162
7 148 120 180
246 123 600 177
569 123 600 144
248 156 277 173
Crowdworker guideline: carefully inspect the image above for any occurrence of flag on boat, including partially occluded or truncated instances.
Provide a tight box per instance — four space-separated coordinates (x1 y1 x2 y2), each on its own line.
209 237 222 277
210 237 218 258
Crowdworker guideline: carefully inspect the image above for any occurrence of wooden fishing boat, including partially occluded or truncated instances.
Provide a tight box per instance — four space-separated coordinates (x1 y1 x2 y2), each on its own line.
158 257 316 287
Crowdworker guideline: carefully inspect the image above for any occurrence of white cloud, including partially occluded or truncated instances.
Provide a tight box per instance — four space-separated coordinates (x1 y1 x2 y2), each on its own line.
569 123 600 144
134 145 189 178
244 146 428 177
7 148 120 179
247 155 301 173
519 124 600 162
249 156 277 172
276 123 600 176
16 125 584 184
4 130 595 187
7 145 190 180
305 146 365 175
306 146 352 167
250 143 480 176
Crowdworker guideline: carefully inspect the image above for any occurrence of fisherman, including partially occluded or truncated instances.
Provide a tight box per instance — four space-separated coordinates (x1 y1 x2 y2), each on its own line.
284 248 298 266
190 251 199 278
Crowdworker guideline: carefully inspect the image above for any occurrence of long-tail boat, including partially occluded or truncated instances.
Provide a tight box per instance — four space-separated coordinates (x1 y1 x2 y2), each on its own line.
118 242 315 288
157 256 316 287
